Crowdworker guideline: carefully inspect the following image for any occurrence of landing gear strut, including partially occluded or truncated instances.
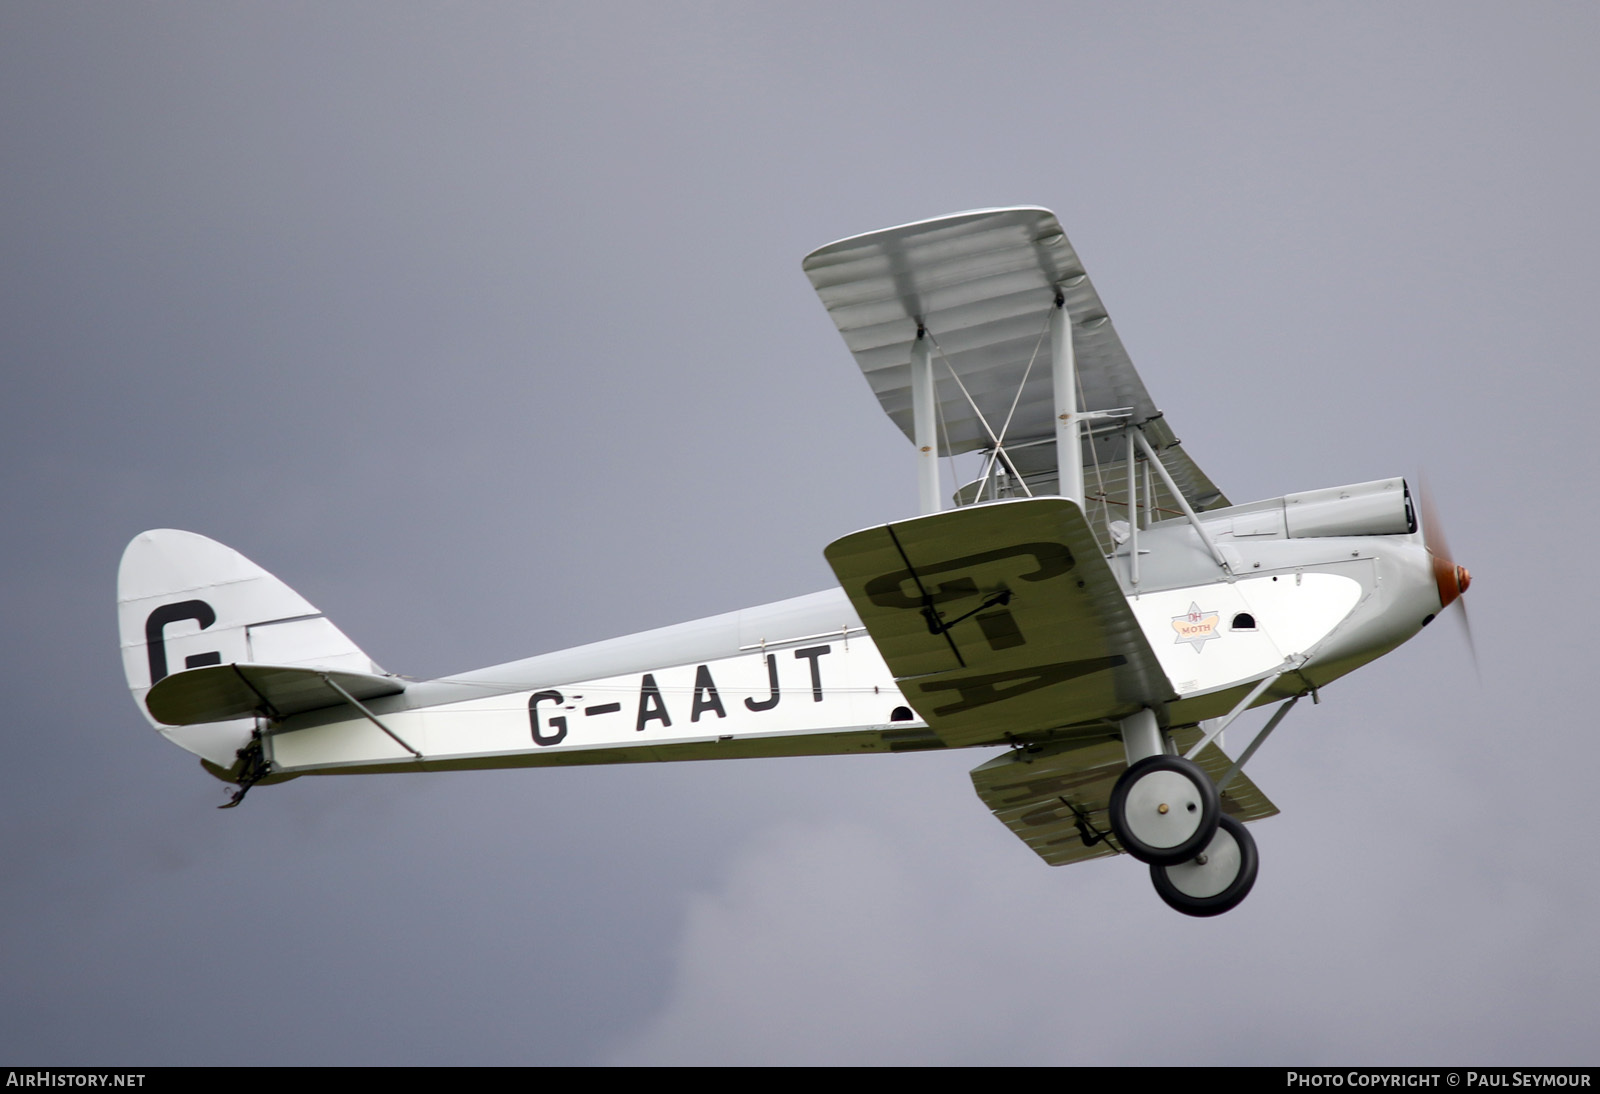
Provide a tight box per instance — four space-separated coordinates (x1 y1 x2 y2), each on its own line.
1149 813 1259 917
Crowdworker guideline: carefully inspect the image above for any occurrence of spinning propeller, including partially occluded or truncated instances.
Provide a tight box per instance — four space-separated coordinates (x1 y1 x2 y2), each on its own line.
1417 478 1476 671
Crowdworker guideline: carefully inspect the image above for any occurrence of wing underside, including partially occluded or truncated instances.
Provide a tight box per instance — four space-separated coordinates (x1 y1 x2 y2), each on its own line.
803 206 1229 532
825 497 1173 748
970 727 1279 868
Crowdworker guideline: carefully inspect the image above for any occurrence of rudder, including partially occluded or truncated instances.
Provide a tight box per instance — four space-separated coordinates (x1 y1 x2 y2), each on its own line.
117 529 384 769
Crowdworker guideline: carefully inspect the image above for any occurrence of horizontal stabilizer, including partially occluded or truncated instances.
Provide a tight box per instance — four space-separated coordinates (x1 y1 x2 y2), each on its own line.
970 728 1279 868
145 664 405 726
825 497 1172 747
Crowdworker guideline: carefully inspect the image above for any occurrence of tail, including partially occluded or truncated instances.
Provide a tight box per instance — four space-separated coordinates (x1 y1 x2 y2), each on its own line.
117 530 393 777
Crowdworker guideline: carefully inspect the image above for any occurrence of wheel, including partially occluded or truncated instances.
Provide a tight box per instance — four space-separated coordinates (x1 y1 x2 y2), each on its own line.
1108 754 1220 866
1150 813 1259 917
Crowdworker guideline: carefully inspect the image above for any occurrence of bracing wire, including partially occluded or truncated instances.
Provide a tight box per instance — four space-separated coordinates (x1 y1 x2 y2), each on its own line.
924 329 1034 500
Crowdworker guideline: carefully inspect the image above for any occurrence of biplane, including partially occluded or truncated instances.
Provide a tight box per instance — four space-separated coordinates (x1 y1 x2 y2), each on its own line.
117 207 1470 916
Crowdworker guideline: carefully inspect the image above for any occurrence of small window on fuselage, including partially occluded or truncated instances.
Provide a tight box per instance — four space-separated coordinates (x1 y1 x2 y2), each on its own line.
1232 613 1256 631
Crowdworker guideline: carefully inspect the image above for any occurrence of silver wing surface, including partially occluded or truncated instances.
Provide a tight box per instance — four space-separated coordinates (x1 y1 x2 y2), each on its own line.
803 206 1229 529
825 497 1173 749
970 728 1279 867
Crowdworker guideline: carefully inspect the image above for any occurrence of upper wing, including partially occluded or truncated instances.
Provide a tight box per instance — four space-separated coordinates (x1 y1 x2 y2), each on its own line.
824 497 1173 748
802 206 1228 521
970 728 1280 867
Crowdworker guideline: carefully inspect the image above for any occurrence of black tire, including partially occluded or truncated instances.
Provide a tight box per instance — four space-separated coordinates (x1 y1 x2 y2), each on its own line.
1150 813 1259 918
1108 754 1220 866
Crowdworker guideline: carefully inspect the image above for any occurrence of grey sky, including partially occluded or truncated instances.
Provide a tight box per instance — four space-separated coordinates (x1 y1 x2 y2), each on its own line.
2 2 1595 1064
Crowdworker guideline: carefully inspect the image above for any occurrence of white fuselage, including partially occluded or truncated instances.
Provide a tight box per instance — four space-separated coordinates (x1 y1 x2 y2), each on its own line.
255 500 1443 779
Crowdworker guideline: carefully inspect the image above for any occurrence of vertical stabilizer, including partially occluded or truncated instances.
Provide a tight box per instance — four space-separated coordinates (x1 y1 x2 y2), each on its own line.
116 529 382 769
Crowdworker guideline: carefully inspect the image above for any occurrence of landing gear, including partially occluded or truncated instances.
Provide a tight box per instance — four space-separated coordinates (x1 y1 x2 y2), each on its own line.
1111 709 1258 914
1108 755 1219 866
1150 814 1259 917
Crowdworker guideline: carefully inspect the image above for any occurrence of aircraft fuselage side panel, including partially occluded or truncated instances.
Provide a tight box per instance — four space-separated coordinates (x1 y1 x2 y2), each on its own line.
266 630 916 773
